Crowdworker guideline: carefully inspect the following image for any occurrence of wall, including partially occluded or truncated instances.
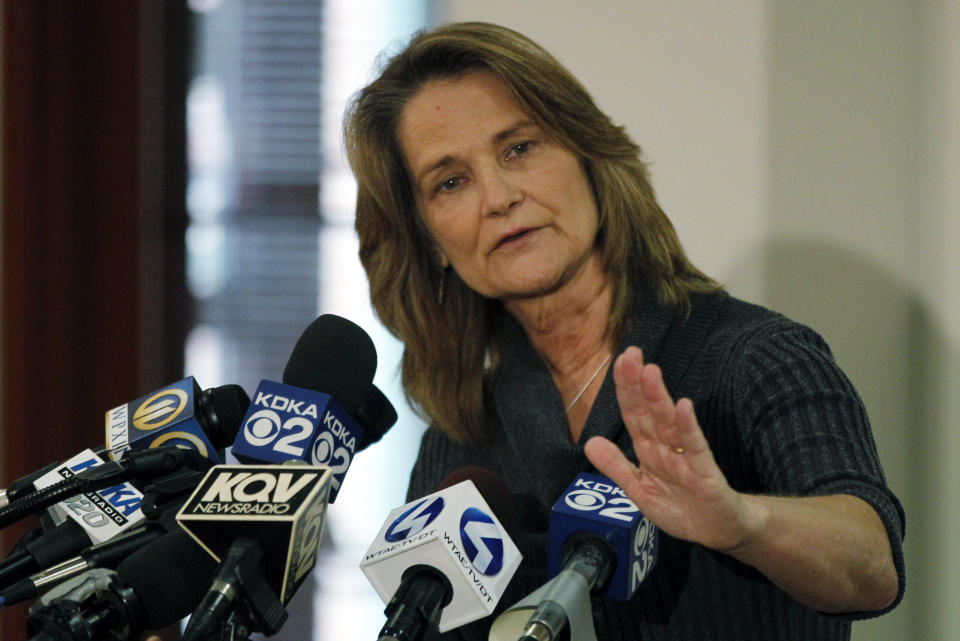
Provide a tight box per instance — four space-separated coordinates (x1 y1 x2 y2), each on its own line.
438 1 959 638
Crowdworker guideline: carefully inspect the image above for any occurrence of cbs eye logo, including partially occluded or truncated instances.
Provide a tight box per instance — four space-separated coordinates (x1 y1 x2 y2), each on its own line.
243 409 284 446
564 488 606 511
632 517 658 578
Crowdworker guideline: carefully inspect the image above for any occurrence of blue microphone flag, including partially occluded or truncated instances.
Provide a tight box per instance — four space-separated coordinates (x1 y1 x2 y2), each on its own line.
231 380 365 502
548 472 658 601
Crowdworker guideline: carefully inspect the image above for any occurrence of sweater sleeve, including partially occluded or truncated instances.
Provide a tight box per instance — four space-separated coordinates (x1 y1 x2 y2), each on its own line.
729 321 906 618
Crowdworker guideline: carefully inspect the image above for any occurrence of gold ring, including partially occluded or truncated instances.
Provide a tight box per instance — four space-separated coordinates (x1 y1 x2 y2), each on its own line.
672 446 685 454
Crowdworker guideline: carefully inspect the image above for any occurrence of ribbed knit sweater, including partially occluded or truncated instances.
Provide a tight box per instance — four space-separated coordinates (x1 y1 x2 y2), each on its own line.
406 291 906 641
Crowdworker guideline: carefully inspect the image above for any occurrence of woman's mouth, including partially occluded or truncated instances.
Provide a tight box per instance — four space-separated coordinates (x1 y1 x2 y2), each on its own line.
494 228 536 251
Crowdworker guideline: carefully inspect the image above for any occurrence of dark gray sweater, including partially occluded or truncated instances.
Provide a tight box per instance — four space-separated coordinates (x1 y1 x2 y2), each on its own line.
407 291 906 641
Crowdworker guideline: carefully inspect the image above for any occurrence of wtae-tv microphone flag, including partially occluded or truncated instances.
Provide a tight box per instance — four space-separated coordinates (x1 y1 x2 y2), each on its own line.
360 479 522 633
176 464 332 605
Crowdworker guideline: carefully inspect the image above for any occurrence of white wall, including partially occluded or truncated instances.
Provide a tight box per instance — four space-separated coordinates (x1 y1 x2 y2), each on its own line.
438 1 958 638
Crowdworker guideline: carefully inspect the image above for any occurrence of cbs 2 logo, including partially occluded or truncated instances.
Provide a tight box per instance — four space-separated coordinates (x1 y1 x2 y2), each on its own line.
631 517 658 587
242 410 351 488
563 488 639 521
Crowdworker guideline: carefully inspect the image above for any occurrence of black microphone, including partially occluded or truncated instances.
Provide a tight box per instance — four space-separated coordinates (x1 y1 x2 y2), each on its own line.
24 528 218 641
0 445 180 592
232 314 396 502
0 463 62 512
176 463 333 640
0 381 249 509
352 383 399 451
0 383 247 590
361 467 523 641
0 446 211 531
0 508 181 607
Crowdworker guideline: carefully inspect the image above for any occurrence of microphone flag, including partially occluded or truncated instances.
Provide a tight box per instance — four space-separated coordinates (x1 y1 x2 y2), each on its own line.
360 479 522 633
176 463 332 605
105 376 226 463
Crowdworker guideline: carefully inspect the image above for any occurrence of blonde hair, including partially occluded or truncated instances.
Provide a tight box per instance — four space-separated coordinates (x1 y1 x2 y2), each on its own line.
344 22 718 443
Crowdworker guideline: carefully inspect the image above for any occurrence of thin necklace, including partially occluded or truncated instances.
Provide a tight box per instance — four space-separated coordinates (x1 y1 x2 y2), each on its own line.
565 352 612 413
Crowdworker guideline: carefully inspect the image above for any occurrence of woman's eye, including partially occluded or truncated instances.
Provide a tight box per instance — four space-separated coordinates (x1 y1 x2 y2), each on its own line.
507 142 532 159
436 176 462 193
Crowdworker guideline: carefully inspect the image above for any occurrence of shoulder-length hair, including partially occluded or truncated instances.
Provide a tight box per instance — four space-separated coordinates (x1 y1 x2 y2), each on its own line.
344 22 718 443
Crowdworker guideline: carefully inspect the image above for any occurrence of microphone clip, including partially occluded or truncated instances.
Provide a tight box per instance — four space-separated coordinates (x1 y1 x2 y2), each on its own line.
182 537 288 641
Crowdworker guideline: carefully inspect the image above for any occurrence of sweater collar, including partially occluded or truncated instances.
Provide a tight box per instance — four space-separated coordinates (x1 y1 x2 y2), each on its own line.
491 294 677 453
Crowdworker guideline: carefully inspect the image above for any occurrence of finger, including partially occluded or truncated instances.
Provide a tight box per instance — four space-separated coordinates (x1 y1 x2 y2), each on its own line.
673 397 710 456
637 362 682 445
584 436 643 496
613 347 656 441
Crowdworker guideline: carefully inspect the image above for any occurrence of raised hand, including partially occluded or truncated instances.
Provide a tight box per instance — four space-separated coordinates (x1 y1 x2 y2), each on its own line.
583 346 756 552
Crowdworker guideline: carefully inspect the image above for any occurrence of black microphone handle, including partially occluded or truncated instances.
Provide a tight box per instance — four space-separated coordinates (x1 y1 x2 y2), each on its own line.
181 537 260 641
0 461 63 508
379 566 453 641
0 478 91 531
182 536 288 641
0 447 207 530
0 519 92 590
0 521 170 607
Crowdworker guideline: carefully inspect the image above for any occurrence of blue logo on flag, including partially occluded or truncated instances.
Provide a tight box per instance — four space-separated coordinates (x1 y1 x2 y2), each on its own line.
385 497 445 542
459 507 504 575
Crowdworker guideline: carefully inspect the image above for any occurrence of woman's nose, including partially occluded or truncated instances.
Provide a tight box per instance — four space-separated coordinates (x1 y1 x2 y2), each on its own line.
478 166 522 217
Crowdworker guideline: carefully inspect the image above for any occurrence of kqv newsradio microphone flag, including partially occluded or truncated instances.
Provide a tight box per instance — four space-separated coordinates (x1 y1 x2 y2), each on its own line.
361 478 522 637
176 464 333 610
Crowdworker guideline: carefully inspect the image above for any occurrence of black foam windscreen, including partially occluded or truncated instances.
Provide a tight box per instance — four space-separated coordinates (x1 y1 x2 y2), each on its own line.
356 384 399 452
115 529 218 629
436 467 517 534
282 314 377 411
200 384 251 447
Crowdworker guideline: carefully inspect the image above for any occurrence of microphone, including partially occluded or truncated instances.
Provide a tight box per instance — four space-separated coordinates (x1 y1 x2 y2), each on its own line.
105 377 250 463
0 446 211 531
0 448 149 591
0 508 180 607
0 462 62 511
24 528 219 641
231 313 391 502
489 472 659 641
360 467 523 641
175 463 334 640
0 431 223 593
353 384 399 451
0 381 249 510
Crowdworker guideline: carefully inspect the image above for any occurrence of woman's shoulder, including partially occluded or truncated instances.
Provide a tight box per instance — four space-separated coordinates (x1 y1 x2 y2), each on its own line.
695 291 832 355
684 291 842 397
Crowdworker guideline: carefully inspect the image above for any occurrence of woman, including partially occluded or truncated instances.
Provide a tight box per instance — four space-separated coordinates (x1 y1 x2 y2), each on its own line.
344 22 904 640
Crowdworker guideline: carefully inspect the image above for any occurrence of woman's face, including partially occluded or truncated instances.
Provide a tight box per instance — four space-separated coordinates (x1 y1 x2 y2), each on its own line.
399 71 601 301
